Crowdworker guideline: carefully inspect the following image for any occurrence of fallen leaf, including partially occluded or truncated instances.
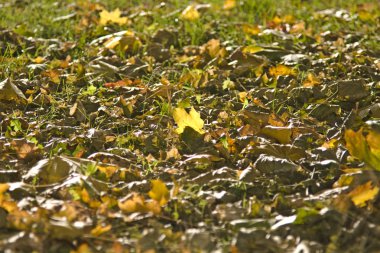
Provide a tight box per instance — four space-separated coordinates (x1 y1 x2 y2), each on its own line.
0 183 9 195
70 243 93 253
118 193 147 213
173 107 205 134
223 0 236 10
269 64 297 77
0 78 27 104
91 224 112 236
241 24 261 36
303 72 321 87
260 126 292 144
242 45 264 54
345 128 380 170
33 56 45 64
348 181 379 207
99 8 128 26
148 179 170 206
181 5 200 21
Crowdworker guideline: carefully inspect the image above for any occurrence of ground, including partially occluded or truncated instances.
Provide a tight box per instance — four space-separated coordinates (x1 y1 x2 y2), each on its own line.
0 0 380 252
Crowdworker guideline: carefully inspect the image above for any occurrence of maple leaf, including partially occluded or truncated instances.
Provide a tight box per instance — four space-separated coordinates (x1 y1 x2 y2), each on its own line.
99 8 128 26
348 181 379 207
148 179 170 206
173 107 204 134
180 5 200 21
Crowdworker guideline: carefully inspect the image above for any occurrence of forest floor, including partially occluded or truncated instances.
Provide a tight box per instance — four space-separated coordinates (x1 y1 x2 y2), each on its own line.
1 0 380 252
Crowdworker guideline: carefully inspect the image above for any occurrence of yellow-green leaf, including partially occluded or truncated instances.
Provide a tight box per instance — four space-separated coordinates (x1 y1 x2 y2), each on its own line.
345 128 380 170
148 179 170 206
173 107 205 134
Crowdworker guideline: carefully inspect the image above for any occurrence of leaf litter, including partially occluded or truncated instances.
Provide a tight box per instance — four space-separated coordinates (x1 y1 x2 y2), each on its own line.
0 0 380 252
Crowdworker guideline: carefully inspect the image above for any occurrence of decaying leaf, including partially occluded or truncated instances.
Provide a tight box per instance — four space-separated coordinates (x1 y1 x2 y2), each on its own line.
173 107 205 134
0 78 27 104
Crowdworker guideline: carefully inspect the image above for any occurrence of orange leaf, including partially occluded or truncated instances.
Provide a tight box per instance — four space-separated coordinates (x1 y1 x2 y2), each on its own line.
269 64 297 77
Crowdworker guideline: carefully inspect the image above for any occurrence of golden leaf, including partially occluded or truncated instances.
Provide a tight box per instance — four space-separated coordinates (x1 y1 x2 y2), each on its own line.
91 224 112 236
345 128 380 170
144 200 162 215
269 64 297 77
366 130 380 153
242 24 261 36
118 193 147 213
348 181 379 207
303 72 321 87
70 243 93 253
173 107 204 134
99 8 128 26
180 5 200 21
260 125 292 144
345 128 368 161
148 179 170 206
33 56 45 64
0 183 9 195
223 0 236 10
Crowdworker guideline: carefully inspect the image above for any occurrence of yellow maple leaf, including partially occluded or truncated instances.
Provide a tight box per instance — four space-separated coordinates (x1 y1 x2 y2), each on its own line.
180 5 200 21
223 0 236 10
348 181 379 207
148 179 170 206
173 107 204 134
99 8 128 26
